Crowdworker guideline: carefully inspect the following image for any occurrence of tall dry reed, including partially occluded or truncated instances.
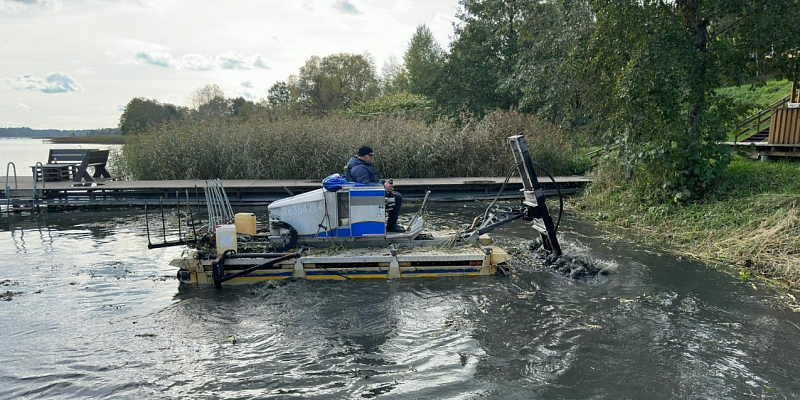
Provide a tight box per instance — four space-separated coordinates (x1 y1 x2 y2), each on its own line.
117 110 589 181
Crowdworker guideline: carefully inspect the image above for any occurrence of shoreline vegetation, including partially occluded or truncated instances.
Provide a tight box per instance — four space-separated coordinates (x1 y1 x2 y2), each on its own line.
567 77 799 303
115 110 591 181
572 157 800 308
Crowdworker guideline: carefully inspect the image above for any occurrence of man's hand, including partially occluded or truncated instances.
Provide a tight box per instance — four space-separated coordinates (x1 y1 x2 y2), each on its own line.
384 181 394 191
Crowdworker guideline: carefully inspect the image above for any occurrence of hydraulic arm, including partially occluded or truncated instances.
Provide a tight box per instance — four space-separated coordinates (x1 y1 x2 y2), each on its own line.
462 135 562 257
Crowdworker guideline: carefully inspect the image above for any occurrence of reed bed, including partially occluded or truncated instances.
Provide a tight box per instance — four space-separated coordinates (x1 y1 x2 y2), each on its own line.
117 110 589 181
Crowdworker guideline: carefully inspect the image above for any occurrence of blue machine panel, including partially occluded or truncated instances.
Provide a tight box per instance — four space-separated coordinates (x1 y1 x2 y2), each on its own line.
349 187 386 236
351 221 385 236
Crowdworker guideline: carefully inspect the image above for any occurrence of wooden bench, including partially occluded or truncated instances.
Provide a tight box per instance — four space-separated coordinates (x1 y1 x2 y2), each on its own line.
31 149 112 182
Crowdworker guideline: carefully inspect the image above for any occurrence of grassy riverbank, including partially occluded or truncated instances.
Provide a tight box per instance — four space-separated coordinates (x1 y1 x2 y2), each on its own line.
572 155 800 297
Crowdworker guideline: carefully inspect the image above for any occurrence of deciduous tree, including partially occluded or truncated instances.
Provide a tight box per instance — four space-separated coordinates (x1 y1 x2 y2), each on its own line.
267 81 291 107
188 84 225 110
294 53 379 115
379 55 407 95
403 24 445 101
438 0 528 117
118 97 183 134
586 0 800 201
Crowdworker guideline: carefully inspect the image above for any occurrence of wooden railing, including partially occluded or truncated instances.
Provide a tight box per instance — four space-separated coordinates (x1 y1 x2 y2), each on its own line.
733 96 790 142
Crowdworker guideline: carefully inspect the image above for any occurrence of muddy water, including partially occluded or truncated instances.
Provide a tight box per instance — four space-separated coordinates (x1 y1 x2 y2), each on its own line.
1 202 799 399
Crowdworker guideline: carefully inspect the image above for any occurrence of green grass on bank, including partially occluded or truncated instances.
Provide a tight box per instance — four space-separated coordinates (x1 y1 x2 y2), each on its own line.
573 156 800 291
717 79 793 141
716 79 793 111
49 135 126 145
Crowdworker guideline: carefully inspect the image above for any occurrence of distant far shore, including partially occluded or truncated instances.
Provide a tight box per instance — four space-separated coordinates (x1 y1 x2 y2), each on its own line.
0 127 121 138
45 135 126 145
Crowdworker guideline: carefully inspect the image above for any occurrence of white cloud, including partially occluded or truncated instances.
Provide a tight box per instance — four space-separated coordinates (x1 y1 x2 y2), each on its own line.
116 38 169 53
332 0 360 15
0 0 26 13
392 0 413 13
3 72 83 93
0 0 61 13
251 54 272 70
178 54 216 71
217 52 247 70
132 50 271 71
131 0 177 10
134 50 174 67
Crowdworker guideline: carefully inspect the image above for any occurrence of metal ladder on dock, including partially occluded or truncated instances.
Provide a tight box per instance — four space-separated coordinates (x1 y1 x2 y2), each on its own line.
4 162 42 214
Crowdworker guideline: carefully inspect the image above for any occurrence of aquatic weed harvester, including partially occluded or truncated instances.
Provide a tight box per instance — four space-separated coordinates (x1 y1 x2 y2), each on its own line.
147 135 562 287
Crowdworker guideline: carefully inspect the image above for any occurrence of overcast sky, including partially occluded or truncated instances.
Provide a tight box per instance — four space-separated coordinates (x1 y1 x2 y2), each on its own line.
0 0 460 130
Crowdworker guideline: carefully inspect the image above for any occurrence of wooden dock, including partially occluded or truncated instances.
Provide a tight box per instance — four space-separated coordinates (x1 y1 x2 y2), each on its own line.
722 142 800 159
1 175 591 211
724 104 800 159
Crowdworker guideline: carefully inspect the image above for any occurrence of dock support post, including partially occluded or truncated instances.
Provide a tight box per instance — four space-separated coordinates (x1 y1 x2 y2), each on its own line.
293 258 305 278
388 257 401 279
480 246 492 276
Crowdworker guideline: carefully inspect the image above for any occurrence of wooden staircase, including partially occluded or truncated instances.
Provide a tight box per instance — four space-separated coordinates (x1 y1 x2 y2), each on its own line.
742 128 770 143
734 96 790 142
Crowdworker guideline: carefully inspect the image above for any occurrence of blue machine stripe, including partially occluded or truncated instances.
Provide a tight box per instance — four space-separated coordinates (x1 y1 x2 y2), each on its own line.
306 269 385 276
303 228 352 238
350 190 384 197
234 271 293 277
402 268 482 274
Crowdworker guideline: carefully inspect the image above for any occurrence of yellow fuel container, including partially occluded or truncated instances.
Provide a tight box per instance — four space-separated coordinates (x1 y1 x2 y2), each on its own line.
235 213 257 235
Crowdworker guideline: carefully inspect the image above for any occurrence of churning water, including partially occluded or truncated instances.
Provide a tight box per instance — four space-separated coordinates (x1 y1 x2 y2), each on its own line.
1 202 799 399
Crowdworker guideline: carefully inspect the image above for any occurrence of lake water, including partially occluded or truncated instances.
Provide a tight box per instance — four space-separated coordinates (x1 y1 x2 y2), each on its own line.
1 202 799 399
2 139 799 398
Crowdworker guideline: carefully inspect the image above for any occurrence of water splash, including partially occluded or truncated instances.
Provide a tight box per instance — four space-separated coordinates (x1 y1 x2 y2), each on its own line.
529 239 618 280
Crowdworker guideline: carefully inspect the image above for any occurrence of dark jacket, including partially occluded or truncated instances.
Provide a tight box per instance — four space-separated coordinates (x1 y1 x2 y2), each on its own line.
346 156 382 185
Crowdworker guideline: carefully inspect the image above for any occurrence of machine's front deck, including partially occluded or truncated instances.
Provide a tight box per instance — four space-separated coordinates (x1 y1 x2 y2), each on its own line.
172 245 511 285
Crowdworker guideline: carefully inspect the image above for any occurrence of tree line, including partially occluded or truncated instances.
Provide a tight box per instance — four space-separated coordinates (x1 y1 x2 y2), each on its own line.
119 0 800 202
